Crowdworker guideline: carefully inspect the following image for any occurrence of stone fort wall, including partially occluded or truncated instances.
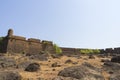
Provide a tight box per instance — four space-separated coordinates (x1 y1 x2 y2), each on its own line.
1 29 120 55
61 47 120 55
1 29 54 54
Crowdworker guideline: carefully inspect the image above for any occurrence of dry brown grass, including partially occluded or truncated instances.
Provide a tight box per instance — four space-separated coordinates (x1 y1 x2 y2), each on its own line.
3 53 111 80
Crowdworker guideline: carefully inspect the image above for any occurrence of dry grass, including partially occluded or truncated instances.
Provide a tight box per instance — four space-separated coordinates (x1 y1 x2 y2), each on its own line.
2 53 111 80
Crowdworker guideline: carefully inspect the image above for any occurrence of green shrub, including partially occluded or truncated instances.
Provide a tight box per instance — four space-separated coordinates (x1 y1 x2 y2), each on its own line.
42 41 49 45
92 49 100 54
53 44 62 54
80 49 100 54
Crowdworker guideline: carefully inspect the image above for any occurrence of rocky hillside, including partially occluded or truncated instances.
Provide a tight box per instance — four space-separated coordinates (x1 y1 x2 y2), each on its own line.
0 52 119 80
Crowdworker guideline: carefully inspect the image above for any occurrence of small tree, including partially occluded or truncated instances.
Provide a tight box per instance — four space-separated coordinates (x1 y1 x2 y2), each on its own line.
53 44 62 54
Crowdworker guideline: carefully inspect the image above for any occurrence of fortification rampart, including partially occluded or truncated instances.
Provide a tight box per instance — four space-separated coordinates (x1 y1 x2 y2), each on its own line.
60 47 81 54
100 47 120 55
60 47 120 55
1 29 120 55
0 29 54 54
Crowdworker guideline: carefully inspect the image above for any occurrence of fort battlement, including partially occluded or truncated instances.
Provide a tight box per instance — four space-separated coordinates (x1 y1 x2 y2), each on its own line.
0 29 54 54
0 29 120 55
9 36 26 41
28 38 41 43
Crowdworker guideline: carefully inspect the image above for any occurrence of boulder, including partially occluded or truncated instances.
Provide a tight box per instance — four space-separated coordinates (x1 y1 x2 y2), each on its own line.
110 75 120 80
17 61 32 69
51 62 61 67
51 54 62 58
65 59 73 64
72 62 78 65
103 62 120 71
97 54 105 58
103 62 120 79
89 54 95 59
29 54 48 61
58 62 104 80
26 51 49 61
0 71 21 80
52 76 79 80
25 63 40 72
111 56 120 63
0 56 16 68
101 59 110 62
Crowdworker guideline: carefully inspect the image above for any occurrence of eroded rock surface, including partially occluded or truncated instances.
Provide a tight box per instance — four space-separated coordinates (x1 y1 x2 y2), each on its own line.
0 71 21 80
25 63 40 72
111 56 120 63
103 62 120 80
58 62 104 80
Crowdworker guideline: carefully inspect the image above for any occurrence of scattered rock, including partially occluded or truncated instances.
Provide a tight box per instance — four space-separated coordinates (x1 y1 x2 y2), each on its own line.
17 61 33 69
83 62 101 72
72 62 78 65
48 60 51 62
97 54 105 58
51 54 62 58
25 63 40 72
51 62 61 67
37 77 45 80
65 59 73 64
26 52 49 61
111 56 120 63
68 55 81 59
83 58 88 60
0 71 21 80
26 78 34 80
109 71 114 74
0 56 16 68
103 62 120 79
110 75 120 80
58 62 104 80
52 76 79 80
89 54 95 59
101 59 110 62
103 62 120 72
52 69 56 71
31 53 48 61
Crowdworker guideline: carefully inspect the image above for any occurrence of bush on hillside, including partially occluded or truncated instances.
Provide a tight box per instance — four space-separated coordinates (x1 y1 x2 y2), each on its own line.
80 49 100 54
53 44 62 54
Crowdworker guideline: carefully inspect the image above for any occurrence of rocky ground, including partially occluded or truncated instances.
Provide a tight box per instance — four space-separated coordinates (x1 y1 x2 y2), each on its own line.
0 52 119 80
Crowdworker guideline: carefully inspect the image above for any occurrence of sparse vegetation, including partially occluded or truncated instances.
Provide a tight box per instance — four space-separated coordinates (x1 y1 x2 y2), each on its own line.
53 44 62 54
42 41 49 45
80 49 100 54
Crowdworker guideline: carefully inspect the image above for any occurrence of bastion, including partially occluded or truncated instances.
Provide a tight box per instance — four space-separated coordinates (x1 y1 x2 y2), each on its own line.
0 29 54 54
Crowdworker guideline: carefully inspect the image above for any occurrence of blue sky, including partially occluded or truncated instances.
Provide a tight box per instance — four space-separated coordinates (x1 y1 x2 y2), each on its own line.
0 0 120 49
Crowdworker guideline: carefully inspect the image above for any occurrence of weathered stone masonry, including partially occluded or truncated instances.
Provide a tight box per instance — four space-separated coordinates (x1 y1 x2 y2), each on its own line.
1 29 120 55
1 29 54 54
